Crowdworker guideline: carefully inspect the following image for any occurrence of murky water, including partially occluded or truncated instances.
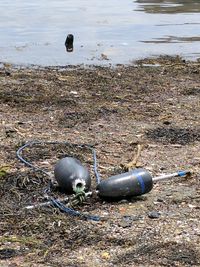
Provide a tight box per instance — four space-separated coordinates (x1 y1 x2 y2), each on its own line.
0 0 200 66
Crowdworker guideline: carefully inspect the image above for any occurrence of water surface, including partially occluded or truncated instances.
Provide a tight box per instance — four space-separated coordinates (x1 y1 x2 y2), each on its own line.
0 0 200 66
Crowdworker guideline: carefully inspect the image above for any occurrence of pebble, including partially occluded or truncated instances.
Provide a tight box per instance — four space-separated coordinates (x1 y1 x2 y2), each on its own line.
157 197 164 202
118 199 129 204
118 215 142 228
148 211 160 219
118 219 132 228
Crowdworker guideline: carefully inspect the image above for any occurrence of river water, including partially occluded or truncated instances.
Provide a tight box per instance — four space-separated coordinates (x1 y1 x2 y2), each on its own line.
0 0 200 66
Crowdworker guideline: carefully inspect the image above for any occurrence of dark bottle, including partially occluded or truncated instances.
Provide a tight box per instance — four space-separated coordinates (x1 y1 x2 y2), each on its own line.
65 34 74 52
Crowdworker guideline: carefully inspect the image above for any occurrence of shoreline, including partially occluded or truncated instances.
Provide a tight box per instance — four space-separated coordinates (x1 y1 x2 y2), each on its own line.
1 55 200 70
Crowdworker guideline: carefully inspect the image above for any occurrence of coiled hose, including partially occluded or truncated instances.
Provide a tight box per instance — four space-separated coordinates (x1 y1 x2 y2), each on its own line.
16 140 101 221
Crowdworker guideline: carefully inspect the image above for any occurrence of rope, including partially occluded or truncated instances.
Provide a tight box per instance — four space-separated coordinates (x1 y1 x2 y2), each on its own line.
16 140 101 221
50 197 100 221
16 141 50 176
92 148 101 184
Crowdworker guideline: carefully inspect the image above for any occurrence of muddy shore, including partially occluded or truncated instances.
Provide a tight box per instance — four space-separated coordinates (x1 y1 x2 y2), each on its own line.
0 56 200 266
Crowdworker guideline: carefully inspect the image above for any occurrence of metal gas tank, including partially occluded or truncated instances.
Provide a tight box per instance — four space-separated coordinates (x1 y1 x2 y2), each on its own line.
54 157 91 193
97 168 153 198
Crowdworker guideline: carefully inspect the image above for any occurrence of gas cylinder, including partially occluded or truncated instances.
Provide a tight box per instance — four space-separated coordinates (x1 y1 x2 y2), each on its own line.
97 168 153 198
54 157 91 193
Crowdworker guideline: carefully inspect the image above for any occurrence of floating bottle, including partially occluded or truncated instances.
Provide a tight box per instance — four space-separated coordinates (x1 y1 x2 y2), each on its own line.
65 34 74 52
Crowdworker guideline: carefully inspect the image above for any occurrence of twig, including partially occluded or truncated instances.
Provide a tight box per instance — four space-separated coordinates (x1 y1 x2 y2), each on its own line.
122 144 144 171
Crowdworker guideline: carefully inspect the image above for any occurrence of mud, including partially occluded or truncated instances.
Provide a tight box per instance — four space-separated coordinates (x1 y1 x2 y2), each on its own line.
0 56 200 266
